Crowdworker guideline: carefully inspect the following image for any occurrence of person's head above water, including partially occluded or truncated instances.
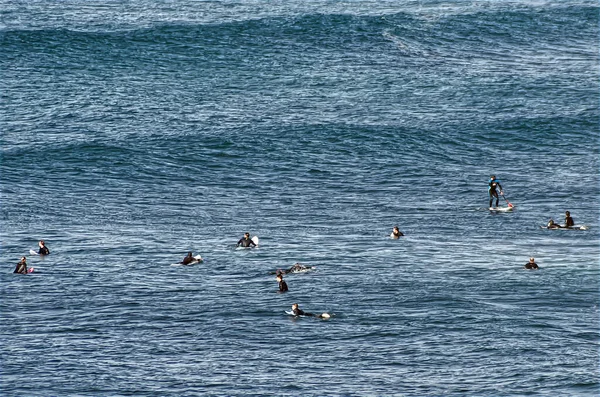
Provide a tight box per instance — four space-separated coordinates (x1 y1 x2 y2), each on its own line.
565 211 570 216
39 240 45 246
547 219 555 226
529 257 535 263
490 175 496 180
244 232 250 238
292 303 299 310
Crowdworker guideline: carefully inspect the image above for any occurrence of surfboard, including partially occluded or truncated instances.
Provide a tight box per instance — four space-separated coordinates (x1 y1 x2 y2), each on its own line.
28 268 34 273
285 310 297 316
540 225 588 230
252 236 259 246
29 249 38 256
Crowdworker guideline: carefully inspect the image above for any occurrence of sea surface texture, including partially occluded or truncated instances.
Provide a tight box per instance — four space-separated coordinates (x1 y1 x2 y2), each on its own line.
1 1 599 396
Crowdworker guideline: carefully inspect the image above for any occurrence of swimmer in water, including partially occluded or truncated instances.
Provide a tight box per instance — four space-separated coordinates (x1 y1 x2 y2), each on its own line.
488 175 503 208
236 232 256 248
524 257 539 270
564 211 574 228
290 303 330 319
391 226 404 238
272 263 315 275
14 257 28 274
276 274 288 293
38 240 50 256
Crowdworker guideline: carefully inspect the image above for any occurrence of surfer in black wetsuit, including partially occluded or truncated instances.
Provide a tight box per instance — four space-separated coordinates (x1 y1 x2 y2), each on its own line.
291 303 330 319
391 226 404 238
488 175 503 208
524 257 539 270
181 252 195 265
564 211 574 228
38 240 50 256
236 233 256 248
273 263 315 275
276 274 288 293
546 219 561 229
14 257 28 274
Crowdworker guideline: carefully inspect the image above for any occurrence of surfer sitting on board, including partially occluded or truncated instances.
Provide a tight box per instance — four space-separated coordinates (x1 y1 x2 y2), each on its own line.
564 211 574 228
276 274 288 293
14 257 28 274
488 175 503 208
236 232 256 248
391 226 404 238
524 257 539 270
291 303 330 319
38 240 50 256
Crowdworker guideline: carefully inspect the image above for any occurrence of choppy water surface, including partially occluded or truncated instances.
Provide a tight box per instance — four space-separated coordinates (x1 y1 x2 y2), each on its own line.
1 1 598 395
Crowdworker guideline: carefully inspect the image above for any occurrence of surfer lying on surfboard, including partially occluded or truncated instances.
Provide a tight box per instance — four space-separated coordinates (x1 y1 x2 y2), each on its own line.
289 303 330 319
272 263 315 275
181 252 203 265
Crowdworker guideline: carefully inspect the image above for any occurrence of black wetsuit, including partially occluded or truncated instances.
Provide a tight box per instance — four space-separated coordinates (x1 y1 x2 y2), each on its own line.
293 308 312 316
181 254 195 265
565 216 574 228
488 179 503 208
525 262 539 269
278 279 289 292
38 246 50 255
237 237 256 248
14 261 28 274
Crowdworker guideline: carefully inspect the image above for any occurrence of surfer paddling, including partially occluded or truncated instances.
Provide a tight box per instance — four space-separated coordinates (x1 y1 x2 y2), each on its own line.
236 232 256 248
272 263 315 275
290 303 330 319
181 252 202 265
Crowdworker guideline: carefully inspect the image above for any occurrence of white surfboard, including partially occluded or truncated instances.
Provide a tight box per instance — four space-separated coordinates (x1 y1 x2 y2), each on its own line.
252 236 259 246
541 225 588 230
29 249 38 256
489 206 514 212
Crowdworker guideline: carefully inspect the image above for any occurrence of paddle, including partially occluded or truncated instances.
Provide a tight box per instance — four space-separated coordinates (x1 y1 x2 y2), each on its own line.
501 193 514 208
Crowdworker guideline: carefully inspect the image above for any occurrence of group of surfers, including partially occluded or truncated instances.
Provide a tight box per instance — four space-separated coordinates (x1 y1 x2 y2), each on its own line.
13 240 49 274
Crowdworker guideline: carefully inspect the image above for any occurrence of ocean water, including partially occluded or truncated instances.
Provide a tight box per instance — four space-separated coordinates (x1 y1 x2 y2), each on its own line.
1 1 599 395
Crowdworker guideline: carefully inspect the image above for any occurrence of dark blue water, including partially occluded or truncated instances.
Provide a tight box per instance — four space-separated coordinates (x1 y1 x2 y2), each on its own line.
1 1 599 395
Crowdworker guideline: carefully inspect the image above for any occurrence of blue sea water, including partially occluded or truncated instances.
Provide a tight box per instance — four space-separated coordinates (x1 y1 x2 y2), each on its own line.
1 1 599 395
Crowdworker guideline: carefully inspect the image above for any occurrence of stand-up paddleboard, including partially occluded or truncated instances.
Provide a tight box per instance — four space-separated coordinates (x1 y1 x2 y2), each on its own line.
540 225 589 230
489 206 514 212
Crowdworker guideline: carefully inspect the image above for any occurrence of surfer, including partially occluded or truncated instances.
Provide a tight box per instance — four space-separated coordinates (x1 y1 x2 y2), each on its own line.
546 219 561 229
290 303 330 319
488 175 503 208
236 232 256 248
276 274 288 293
14 257 28 274
38 240 50 255
524 257 539 270
273 263 315 275
564 211 574 228
391 226 404 238
181 252 196 265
